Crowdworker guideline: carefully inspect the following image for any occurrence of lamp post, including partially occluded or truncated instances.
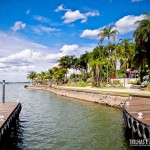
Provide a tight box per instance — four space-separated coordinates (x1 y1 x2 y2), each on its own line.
2 80 5 103
106 58 109 86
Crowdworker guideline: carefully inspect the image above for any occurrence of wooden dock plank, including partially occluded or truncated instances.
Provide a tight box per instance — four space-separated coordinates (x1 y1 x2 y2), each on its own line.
124 96 150 126
0 102 20 129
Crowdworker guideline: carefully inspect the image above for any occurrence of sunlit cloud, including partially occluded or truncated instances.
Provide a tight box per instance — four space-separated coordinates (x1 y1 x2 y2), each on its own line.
0 31 89 81
81 14 144 39
11 21 26 32
115 15 144 34
80 29 99 38
55 4 99 23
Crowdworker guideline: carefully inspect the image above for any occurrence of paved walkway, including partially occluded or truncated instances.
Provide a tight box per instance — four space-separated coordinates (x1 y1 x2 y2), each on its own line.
58 86 150 96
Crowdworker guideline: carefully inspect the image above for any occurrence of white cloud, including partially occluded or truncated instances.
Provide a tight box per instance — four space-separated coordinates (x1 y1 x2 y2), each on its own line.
0 30 95 81
0 49 46 79
45 44 95 62
80 29 100 38
31 25 60 34
81 14 144 39
62 10 99 23
33 15 49 23
60 44 79 54
85 11 100 17
131 0 143 2
0 48 55 81
62 10 86 23
0 31 50 56
0 44 80 79
54 4 70 12
0 49 44 64
26 9 30 15
75 44 96 57
11 21 26 32
115 15 144 34
55 4 99 23
0 32 48 81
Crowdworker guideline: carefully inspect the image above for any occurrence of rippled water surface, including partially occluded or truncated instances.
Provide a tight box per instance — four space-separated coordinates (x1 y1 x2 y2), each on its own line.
0 84 134 150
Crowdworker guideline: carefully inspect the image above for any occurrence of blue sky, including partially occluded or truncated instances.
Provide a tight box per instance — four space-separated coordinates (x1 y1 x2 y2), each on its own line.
0 0 149 81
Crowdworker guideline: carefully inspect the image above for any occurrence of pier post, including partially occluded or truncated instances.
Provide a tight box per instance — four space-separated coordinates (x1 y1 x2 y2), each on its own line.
2 80 5 103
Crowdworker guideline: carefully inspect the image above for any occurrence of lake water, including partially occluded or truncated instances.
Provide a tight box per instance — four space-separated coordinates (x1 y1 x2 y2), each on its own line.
0 84 134 150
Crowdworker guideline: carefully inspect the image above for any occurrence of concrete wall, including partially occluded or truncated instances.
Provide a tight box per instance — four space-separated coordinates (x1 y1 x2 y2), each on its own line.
111 78 137 88
27 86 128 108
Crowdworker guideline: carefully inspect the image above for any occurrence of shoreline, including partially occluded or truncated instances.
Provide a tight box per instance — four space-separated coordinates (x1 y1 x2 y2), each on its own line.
26 85 130 108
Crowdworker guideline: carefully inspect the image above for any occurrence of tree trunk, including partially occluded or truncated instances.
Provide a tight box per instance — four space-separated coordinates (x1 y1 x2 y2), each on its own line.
146 42 150 69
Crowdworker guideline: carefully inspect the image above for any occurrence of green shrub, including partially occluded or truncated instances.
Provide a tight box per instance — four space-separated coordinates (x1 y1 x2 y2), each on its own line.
76 81 89 87
101 82 106 87
133 79 141 85
113 80 120 85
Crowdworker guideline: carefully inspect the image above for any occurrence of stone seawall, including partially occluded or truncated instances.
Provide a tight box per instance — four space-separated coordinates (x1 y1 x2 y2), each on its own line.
26 86 128 108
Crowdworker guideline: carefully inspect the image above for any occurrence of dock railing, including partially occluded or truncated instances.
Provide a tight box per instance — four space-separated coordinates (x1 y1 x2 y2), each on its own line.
123 95 150 142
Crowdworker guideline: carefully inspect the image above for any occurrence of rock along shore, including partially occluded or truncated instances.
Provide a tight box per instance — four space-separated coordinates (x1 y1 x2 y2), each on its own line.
26 85 128 108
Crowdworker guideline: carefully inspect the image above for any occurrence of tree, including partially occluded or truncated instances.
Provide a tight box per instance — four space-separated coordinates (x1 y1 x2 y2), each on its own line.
98 25 119 80
27 71 37 84
38 71 48 85
52 67 67 85
106 43 117 79
89 46 107 87
58 55 75 81
98 25 119 45
78 52 89 73
118 38 135 69
133 13 150 69
133 45 147 82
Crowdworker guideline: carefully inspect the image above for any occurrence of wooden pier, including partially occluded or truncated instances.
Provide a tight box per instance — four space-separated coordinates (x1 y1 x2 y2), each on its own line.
123 95 150 141
0 102 21 140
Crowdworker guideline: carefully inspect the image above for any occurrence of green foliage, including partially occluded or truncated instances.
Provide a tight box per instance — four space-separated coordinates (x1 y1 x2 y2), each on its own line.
133 13 150 69
128 79 141 85
113 80 120 85
80 72 90 82
78 52 89 72
117 69 125 78
98 25 119 45
75 81 90 87
53 67 66 81
27 71 38 83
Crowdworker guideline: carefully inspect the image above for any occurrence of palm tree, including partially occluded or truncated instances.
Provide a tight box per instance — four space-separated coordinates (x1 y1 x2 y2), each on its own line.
89 46 107 87
27 71 37 84
98 25 119 79
38 71 48 85
106 43 118 79
78 52 89 73
133 45 147 82
133 13 150 68
52 67 67 85
98 25 119 45
58 55 75 81
118 38 135 69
